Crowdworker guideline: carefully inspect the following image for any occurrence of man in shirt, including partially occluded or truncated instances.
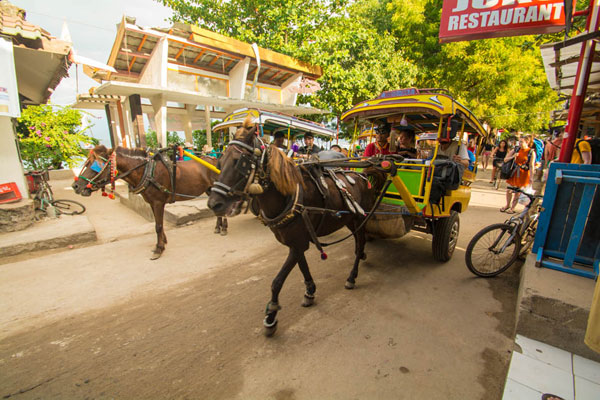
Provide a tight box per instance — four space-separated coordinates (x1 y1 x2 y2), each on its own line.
272 130 286 150
436 139 470 168
298 132 322 156
364 123 392 156
572 138 592 164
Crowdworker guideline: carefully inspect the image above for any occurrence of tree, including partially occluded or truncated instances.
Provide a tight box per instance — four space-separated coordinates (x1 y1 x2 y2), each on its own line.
16 105 95 170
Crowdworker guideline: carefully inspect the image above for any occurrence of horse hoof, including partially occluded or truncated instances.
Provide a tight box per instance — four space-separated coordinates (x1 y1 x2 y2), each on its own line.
302 296 314 307
345 280 355 290
361 253 367 260
263 320 278 337
214 228 221 234
220 229 228 236
150 252 162 260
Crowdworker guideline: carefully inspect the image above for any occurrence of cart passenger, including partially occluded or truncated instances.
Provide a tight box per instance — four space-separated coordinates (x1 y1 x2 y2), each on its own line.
298 132 322 156
437 138 470 168
272 129 287 150
364 123 392 156
395 127 417 158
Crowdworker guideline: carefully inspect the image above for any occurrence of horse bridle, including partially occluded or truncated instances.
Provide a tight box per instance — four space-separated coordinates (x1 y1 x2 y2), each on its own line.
76 150 117 190
211 132 270 198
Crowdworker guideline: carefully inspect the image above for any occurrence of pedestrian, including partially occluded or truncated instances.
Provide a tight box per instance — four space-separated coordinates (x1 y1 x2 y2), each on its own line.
501 135 535 213
297 132 322 157
572 137 593 164
490 140 508 183
481 138 494 171
364 122 392 156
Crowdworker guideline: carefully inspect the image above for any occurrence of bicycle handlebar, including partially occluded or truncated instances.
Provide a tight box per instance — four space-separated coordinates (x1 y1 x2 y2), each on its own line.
506 186 543 200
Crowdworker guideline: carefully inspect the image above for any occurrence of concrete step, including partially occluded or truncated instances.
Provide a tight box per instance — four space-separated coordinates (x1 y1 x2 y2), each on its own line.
0 215 97 257
113 185 214 226
516 255 599 362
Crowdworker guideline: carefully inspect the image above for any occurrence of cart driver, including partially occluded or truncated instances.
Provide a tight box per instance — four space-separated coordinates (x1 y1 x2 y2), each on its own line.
436 120 470 168
272 129 287 150
364 122 392 156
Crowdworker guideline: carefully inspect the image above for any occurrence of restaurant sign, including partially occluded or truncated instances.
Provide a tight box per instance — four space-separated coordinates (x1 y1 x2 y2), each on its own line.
440 0 570 43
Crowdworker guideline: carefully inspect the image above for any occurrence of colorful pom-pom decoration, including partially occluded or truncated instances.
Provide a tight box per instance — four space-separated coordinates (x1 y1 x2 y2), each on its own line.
320 252 328 260
86 183 92 189
74 176 79 181
108 193 115 200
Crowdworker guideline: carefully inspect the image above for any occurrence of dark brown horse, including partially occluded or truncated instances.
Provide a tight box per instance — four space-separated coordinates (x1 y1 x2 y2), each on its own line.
207 119 386 336
72 145 227 259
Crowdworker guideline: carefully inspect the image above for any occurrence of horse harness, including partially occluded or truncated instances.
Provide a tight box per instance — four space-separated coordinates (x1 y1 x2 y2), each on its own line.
217 134 392 259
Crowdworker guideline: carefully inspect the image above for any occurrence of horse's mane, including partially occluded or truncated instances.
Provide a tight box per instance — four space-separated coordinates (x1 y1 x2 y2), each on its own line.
236 115 302 196
268 145 303 196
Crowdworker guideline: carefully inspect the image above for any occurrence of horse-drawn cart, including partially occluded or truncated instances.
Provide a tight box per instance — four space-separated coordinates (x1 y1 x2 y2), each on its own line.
341 88 489 261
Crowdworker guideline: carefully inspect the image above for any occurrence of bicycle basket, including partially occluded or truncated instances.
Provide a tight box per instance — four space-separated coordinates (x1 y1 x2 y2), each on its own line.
24 171 48 194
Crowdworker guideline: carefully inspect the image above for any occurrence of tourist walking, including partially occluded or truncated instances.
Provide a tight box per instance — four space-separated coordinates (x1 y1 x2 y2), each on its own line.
481 139 493 171
490 140 508 183
501 135 535 213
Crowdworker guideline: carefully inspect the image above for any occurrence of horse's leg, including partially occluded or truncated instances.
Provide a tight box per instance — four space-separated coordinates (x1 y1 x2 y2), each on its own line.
214 216 221 234
150 201 167 260
220 216 228 236
264 247 299 337
345 221 367 290
297 252 316 307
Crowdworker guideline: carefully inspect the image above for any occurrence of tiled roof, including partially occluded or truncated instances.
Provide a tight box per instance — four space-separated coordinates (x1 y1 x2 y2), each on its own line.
0 1 51 41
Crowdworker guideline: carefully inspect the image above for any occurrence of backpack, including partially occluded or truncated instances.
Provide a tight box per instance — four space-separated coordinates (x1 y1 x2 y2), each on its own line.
576 138 600 164
533 138 544 163
429 160 463 205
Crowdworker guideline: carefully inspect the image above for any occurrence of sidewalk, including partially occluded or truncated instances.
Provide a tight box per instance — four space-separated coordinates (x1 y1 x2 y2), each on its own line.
503 335 600 399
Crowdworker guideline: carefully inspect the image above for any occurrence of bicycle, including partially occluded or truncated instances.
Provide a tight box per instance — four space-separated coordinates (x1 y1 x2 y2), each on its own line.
26 170 86 217
465 186 542 277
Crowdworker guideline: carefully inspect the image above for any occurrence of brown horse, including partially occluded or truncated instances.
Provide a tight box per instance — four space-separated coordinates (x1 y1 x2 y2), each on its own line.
72 145 227 259
207 119 387 336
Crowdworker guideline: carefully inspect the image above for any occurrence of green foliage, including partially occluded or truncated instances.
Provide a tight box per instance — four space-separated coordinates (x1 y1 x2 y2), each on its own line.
16 105 94 170
145 129 185 148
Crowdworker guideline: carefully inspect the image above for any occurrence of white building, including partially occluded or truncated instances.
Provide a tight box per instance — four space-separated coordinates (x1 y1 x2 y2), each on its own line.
74 17 325 148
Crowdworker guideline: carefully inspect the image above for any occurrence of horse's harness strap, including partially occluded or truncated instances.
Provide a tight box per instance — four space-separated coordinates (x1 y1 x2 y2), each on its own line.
258 184 303 229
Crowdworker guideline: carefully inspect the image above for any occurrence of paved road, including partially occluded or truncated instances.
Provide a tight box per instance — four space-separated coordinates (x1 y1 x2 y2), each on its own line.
0 172 522 399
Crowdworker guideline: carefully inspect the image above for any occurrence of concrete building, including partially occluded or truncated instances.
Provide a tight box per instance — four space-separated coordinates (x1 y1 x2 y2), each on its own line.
74 17 325 148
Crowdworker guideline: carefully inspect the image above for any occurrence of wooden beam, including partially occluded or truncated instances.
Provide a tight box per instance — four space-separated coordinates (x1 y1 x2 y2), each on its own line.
223 59 234 70
174 46 186 60
258 68 271 79
136 35 147 51
119 49 151 59
193 49 206 64
208 54 220 66
269 70 281 81
128 57 136 72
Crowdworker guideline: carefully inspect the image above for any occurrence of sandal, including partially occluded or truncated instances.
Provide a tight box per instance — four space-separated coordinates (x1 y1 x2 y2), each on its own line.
500 207 509 212
505 209 516 214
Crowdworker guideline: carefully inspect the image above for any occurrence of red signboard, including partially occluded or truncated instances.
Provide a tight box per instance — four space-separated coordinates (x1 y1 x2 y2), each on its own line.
440 0 571 43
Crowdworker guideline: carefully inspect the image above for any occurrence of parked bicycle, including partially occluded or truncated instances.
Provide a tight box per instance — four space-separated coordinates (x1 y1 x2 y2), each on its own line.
26 170 86 217
465 186 542 277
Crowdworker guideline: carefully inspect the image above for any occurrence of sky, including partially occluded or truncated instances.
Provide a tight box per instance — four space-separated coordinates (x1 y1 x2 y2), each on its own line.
12 0 175 145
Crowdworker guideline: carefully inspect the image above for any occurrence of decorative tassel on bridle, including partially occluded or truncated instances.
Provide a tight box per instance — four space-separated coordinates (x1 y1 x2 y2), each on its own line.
107 152 117 199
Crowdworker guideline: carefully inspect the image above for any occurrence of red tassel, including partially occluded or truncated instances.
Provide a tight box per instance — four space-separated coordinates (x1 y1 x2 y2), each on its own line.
320 252 328 260
86 183 92 189
108 193 115 200
102 192 108 197
74 176 79 181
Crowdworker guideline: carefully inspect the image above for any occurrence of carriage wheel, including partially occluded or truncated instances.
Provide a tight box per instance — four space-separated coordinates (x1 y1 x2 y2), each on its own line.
432 211 460 262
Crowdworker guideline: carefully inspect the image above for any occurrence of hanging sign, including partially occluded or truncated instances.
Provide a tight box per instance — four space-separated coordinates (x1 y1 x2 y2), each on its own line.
439 0 572 43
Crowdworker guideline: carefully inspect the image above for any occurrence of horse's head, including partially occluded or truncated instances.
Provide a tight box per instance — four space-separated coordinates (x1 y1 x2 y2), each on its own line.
208 116 302 216
72 145 113 197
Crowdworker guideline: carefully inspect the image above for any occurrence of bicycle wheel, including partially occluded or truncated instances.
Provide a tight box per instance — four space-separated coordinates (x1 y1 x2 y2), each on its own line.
52 199 86 215
518 218 538 259
38 188 53 211
465 223 520 277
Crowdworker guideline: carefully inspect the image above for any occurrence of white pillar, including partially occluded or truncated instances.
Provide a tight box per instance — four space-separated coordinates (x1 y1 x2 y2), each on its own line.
205 106 212 148
281 72 302 105
151 94 167 147
183 104 194 144
0 117 29 198
229 57 250 99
